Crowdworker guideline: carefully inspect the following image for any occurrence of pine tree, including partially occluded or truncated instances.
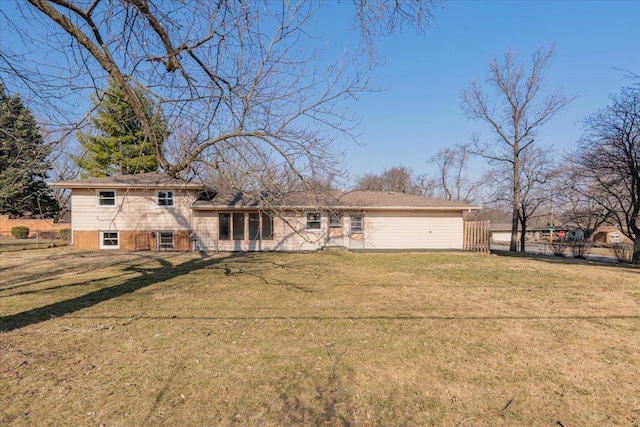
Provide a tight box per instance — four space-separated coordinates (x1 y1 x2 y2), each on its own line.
0 84 60 217
74 81 168 176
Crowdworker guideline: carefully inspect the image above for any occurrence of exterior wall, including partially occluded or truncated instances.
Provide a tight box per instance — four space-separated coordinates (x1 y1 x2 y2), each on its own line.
593 230 632 244
71 189 468 252
0 215 69 238
361 211 464 250
191 209 465 251
73 229 192 251
192 210 325 252
71 188 195 231
70 188 196 251
491 231 512 243
73 230 100 250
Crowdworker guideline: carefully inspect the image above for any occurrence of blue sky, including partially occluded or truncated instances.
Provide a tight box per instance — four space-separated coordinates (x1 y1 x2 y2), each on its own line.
320 1 640 181
1 1 638 184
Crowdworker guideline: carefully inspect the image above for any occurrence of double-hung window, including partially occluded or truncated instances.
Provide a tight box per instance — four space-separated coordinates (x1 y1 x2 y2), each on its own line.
100 231 119 249
350 215 364 233
329 212 343 228
158 231 175 250
98 190 116 207
156 190 174 207
306 212 322 231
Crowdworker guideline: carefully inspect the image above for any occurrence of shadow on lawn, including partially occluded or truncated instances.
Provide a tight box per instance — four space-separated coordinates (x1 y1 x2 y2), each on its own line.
0 252 234 332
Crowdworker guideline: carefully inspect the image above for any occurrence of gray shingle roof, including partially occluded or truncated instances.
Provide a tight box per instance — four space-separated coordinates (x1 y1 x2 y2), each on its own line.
193 190 479 211
51 172 203 189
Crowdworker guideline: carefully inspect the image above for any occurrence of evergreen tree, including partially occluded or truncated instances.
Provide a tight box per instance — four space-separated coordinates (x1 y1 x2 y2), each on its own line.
0 84 60 217
74 81 168 176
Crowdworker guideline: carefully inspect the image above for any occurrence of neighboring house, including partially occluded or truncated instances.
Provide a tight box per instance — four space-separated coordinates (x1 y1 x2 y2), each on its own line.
52 173 478 252
592 225 632 244
489 222 513 243
489 222 558 243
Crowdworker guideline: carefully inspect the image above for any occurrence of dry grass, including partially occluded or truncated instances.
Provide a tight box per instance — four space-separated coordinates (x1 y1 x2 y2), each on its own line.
1 248 639 426
0 237 68 252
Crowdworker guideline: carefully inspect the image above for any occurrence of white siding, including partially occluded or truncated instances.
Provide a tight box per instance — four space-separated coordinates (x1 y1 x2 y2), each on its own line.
191 210 325 251
362 211 464 250
71 188 196 231
192 210 465 251
491 231 512 243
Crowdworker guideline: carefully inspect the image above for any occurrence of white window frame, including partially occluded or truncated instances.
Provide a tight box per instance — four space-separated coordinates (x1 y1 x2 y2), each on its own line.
350 215 364 233
97 190 117 207
329 212 343 228
156 190 175 208
305 212 322 231
99 231 120 249
157 230 175 250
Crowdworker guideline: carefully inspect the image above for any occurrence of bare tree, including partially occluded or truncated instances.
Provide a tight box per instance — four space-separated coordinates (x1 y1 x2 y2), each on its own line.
556 164 610 240
354 165 425 195
1 1 438 192
572 87 640 263
481 146 558 251
516 146 558 251
46 131 79 222
427 144 481 202
461 44 574 252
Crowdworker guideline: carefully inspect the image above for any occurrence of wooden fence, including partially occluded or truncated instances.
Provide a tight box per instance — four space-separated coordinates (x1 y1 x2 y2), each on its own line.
464 220 490 254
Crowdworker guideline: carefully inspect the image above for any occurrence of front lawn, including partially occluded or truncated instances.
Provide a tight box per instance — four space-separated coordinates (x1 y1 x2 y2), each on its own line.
1 249 638 426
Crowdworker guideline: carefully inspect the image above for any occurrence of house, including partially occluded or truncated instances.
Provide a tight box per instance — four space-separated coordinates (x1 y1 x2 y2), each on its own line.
489 222 552 243
592 225 632 244
52 173 479 251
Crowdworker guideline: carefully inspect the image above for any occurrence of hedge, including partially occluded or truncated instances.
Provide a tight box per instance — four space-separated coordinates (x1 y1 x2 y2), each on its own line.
11 226 30 239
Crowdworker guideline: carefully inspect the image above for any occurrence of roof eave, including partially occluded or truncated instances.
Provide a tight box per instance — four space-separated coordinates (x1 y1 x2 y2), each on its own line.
191 204 480 211
50 182 203 190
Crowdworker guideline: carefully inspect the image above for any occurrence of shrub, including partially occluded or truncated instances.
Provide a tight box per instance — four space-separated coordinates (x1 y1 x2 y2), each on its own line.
550 239 566 257
610 243 633 263
571 240 592 259
60 228 71 241
11 226 30 239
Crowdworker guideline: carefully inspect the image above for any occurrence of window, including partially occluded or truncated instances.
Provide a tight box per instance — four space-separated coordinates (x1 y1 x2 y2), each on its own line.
158 231 174 250
219 213 231 240
218 212 274 241
98 190 116 206
329 212 343 228
249 212 260 241
100 231 119 249
350 215 364 233
306 212 321 230
232 212 245 240
156 190 174 207
261 212 273 240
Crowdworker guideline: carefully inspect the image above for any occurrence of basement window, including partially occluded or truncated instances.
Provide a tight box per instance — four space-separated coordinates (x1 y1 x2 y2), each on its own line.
100 231 119 249
158 230 175 250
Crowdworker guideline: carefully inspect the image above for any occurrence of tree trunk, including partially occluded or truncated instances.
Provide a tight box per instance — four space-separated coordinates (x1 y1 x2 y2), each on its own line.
520 220 527 253
633 237 640 265
510 154 521 252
